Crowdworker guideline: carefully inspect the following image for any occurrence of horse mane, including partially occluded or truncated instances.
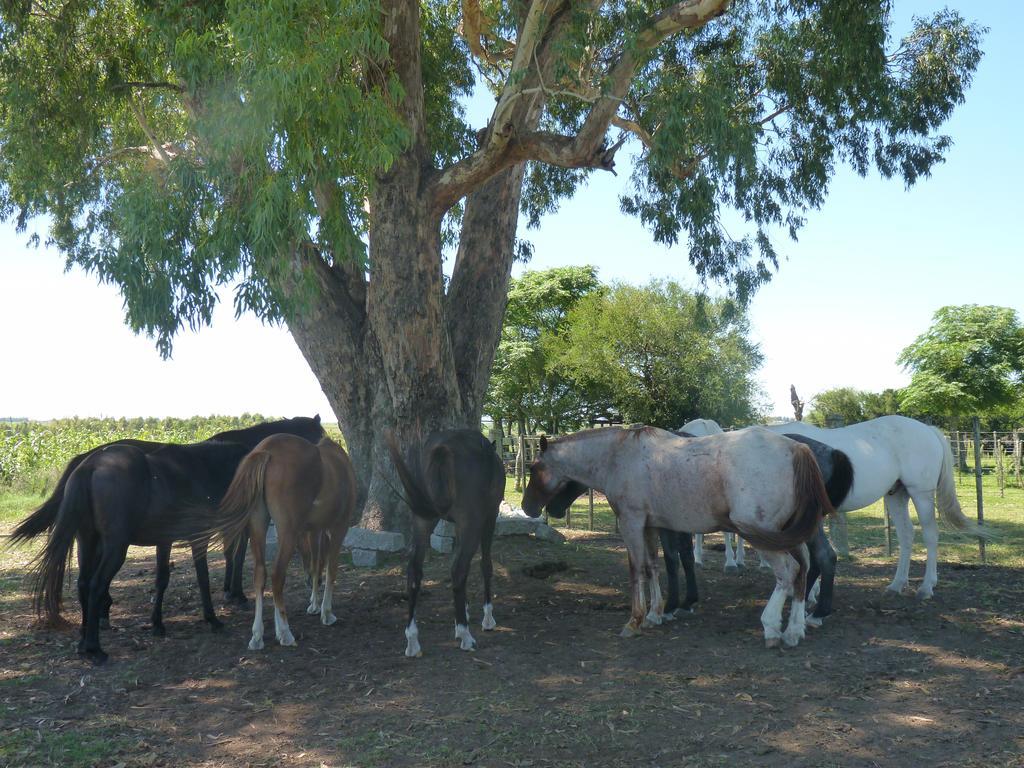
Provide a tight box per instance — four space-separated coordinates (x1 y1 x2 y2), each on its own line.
548 424 657 447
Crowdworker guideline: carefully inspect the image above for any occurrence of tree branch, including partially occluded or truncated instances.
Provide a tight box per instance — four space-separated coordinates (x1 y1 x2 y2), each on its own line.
127 96 172 166
427 0 731 215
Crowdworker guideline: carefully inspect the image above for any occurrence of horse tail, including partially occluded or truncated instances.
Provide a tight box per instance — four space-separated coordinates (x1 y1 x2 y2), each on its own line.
8 453 90 547
210 450 271 549
385 432 444 519
30 465 93 622
824 448 855 509
733 444 834 551
933 428 994 540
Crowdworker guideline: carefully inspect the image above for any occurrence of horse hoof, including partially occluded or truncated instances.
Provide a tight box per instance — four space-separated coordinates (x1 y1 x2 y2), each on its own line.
620 624 642 639
306 603 320 615
151 624 166 638
661 611 677 622
277 631 297 647
805 614 823 629
405 646 423 658
916 587 934 600
98 618 111 631
481 617 497 631
321 613 337 626
724 564 738 573
782 631 804 648
642 612 663 628
765 636 781 649
885 582 909 597
88 649 109 666
248 637 264 651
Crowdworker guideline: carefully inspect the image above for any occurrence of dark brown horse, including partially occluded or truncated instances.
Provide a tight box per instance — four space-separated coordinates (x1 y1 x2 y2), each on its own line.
212 435 357 650
387 430 504 656
11 416 324 627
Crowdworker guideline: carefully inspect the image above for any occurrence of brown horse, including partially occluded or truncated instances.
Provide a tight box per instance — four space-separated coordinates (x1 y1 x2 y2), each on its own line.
522 426 834 648
214 435 357 650
387 430 504 656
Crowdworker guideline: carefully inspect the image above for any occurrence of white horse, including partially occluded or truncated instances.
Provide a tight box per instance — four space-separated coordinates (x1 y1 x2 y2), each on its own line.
763 415 988 598
677 419 767 571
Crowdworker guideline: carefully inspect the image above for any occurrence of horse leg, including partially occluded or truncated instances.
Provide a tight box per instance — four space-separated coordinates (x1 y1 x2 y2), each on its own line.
248 518 267 651
271 522 298 647
723 532 738 571
693 533 704 568
757 550 793 649
782 545 809 648
659 529 681 617
618 517 648 637
480 513 498 632
404 517 432 657
306 532 322 615
734 536 747 568
82 540 129 665
678 531 699 612
224 530 249 605
76 531 98 652
150 542 171 637
642 527 664 627
909 490 939 599
807 523 837 626
320 529 342 627
885 487 914 595
191 538 223 632
451 529 479 651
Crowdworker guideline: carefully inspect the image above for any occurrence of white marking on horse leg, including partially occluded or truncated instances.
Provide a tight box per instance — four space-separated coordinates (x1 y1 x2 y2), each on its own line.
885 493 914 594
760 587 786 648
249 592 265 651
306 581 320 614
723 533 738 571
759 553 772 570
481 602 496 631
274 605 296 647
320 572 337 626
734 536 746 568
455 623 477 651
807 579 821 609
912 493 939 599
783 597 807 647
643 578 664 627
805 613 823 628
404 619 422 658
693 534 704 567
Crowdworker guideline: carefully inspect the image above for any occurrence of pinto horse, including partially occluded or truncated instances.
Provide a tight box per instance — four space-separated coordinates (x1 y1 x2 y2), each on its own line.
657 430 854 624
523 426 835 648
11 415 325 626
212 435 357 650
764 415 989 598
387 430 504 657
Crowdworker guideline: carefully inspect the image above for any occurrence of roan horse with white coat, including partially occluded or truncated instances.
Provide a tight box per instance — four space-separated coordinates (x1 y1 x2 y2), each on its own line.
522 426 835 648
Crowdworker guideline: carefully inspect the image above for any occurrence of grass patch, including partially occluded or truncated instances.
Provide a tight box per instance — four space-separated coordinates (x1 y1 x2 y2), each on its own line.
0 727 131 768
0 492 40 527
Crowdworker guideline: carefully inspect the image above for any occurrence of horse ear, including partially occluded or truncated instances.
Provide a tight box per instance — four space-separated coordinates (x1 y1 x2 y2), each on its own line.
314 414 321 424
539 434 548 452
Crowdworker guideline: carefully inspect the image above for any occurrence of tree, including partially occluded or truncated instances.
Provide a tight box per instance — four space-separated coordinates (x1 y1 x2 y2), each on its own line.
898 305 1024 422
549 281 763 428
806 386 866 426
0 1 984 531
485 266 603 436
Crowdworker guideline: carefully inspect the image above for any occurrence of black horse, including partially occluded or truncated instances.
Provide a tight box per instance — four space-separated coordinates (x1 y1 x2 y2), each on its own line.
13 417 324 649
657 430 854 622
387 430 505 657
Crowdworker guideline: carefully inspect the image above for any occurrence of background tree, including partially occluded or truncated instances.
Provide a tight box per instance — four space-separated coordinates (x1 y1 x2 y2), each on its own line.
484 266 603 436
549 281 763 428
806 386 903 426
0 0 984 531
898 305 1024 424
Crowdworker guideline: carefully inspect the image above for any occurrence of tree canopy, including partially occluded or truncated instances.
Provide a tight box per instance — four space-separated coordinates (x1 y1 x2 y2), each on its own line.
485 265 602 434
898 305 1024 421
548 280 763 428
0 0 986 529
806 386 901 426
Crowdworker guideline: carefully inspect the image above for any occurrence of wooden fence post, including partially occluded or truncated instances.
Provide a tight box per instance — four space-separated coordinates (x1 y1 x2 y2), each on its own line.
972 417 985 564
1014 429 1022 489
995 431 1005 498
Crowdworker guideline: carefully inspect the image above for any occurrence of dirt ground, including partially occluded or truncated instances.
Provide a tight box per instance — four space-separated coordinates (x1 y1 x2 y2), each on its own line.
2 529 1023 768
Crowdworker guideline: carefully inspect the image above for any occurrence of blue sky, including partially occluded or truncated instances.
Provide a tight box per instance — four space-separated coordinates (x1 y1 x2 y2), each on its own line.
1 1 1020 422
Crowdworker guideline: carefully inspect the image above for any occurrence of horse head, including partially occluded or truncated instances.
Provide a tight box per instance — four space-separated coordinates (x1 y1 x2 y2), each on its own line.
521 436 588 518
289 414 325 443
